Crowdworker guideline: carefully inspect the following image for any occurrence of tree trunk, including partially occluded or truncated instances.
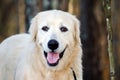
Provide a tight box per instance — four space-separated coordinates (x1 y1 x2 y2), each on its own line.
59 0 69 11
68 0 80 18
17 0 25 33
0 0 19 41
80 0 109 80
112 0 120 80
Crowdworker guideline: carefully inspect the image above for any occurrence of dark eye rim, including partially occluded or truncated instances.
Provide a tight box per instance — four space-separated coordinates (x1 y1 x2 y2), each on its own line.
60 26 68 32
42 26 49 31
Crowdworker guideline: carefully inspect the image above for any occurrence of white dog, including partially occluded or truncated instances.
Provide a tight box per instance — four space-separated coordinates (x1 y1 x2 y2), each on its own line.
0 10 82 80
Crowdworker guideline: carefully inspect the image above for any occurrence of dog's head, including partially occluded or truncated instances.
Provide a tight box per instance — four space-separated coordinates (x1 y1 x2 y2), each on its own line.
29 10 81 70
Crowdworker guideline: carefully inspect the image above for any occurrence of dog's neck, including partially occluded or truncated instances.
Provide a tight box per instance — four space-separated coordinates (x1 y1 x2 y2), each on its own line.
41 67 76 80
30 55 76 80
29 44 77 80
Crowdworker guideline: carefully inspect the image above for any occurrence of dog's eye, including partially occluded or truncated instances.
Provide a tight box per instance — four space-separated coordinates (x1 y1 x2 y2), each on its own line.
60 26 68 32
42 26 49 31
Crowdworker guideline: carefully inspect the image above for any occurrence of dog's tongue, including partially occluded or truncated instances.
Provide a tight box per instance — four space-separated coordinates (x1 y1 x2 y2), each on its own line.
47 52 59 64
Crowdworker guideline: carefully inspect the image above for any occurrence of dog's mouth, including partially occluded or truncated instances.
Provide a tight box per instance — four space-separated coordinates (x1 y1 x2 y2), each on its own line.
44 48 66 66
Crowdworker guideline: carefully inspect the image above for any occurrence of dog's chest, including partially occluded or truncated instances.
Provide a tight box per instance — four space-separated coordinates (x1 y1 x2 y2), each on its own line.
44 70 74 80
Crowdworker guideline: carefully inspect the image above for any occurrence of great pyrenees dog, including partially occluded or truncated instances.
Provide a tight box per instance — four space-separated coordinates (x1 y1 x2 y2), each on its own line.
0 10 82 80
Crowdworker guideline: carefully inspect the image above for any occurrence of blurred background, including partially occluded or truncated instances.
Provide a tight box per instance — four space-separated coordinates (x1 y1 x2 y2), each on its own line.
0 0 120 80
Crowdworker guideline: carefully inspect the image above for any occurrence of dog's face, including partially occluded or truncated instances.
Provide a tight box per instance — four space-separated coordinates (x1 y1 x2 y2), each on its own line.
29 10 80 70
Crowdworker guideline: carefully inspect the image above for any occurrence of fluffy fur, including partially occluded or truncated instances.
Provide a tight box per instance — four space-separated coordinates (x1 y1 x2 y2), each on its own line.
0 10 82 80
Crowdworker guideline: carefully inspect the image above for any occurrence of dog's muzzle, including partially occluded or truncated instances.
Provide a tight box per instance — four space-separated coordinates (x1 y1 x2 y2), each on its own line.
43 39 66 66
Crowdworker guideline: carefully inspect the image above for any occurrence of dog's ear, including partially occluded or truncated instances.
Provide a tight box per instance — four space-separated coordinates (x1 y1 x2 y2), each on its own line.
73 17 81 45
29 16 37 41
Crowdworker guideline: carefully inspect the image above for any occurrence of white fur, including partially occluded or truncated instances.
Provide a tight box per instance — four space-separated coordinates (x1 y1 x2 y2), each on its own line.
0 10 82 80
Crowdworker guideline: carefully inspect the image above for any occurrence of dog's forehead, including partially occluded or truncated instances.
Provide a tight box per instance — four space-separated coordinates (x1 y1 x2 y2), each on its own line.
36 11 74 27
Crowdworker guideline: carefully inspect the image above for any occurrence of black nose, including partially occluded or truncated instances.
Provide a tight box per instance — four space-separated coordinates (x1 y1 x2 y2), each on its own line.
48 39 59 51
